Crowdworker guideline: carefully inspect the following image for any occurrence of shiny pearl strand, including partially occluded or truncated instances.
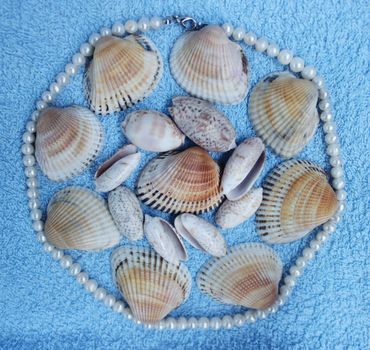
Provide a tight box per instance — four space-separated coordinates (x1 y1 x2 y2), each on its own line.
24 17 345 330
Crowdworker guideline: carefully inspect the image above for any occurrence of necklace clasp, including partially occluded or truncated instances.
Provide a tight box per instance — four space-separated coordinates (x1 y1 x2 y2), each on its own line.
163 15 202 31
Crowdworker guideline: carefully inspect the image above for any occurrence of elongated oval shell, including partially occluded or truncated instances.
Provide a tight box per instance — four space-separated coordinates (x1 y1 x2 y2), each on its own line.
35 106 103 182
168 96 236 152
122 110 185 152
170 25 248 104
45 187 120 250
137 146 222 214
256 160 338 243
249 72 319 158
85 35 163 115
112 246 191 323
108 186 143 241
197 243 283 309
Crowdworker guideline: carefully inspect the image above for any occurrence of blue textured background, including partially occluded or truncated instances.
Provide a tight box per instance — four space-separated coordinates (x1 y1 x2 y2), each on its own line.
0 0 369 349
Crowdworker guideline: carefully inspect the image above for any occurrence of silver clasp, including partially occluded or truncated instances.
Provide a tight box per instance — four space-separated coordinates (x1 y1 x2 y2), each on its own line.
163 15 202 30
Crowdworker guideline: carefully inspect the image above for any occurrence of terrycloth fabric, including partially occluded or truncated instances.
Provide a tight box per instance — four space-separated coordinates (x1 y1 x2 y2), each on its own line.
0 0 368 349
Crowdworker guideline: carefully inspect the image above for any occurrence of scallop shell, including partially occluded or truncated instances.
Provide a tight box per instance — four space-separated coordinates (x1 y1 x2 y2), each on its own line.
95 144 141 192
197 243 283 309
174 214 226 257
168 96 236 152
249 72 319 158
112 246 191 323
221 138 265 201
85 35 163 115
170 25 248 104
256 160 338 243
122 110 185 152
215 188 263 229
108 186 143 241
35 106 103 182
44 187 120 250
137 146 222 214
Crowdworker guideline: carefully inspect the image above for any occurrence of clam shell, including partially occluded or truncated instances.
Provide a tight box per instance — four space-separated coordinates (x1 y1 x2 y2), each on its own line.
221 137 265 200
122 110 185 152
215 188 263 229
35 106 103 182
168 96 236 152
256 160 338 243
249 72 319 158
170 25 248 104
197 243 283 309
85 35 163 115
112 246 191 323
108 186 143 241
174 214 226 257
44 187 120 250
137 146 222 214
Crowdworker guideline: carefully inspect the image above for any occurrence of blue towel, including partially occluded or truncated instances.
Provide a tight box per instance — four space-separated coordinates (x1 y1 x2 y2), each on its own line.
0 0 369 349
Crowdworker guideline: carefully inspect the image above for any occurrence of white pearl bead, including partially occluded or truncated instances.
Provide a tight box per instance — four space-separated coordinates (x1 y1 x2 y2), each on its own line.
316 231 329 242
84 279 98 293
31 110 40 121
25 166 37 178
157 320 166 330
198 317 210 329
289 265 301 277
49 82 61 95
150 17 162 30
36 232 46 242
112 300 125 313
41 91 53 103
166 317 177 329
60 255 73 269
233 314 245 327
323 221 336 233
111 22 125 36
331 166 343 178
26 121 36 133
278 49 293 65
301 66 317 80
138 17 150 32
27 188 38 199
89 33 101 46
210 317 222 330
65 63 77 76
327 143 340 156
232 27 245 41
256 310 267 319
23 131 35 143
245 313 256 323
56 72 69 86
177 316 188 330
31 208 42 220
72 53 86 66
244 31 257 45
255 37 269 52
320 111 333 122
309 240 321 251
325 133 337 144
319 99 331 111
36 100 47 111
76 272 89 285
22 143 34 155
267 43 280 57
276 296 286 306
125 20 138 33
303 247 315 259
289 57 305 72
331 215 341 224
284 275 296 287
319 89 329 100
323 122 336 133
104 294 116 307
187 317 198 329
100 27 111 36
222 23 234 37
122 308 133 320
43 242 54 252
28 198 40 210
52 249 64 260
336 190 347 201
295 257 306 268
280 285 292 297
94 287 107 300
336 201 345 213
330 156 342 167
23 155 35 167
69 263 81 276
221 315 233 329
270 306 278 313
313 76 324 88
80 43 93 57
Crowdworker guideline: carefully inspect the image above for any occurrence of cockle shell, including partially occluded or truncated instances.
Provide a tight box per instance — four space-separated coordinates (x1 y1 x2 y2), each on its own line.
256 160 338 243
95 144 141 192
215 188 263 229
121 110 185 152
170 25 248 104
221 137 265 201
168 96 236 152
108 186 143 241
44 187 120 251
112 246 192 323
197 243 283 309
249 72 319 158
85 35 163 115
35 106 103 182
174 214 226 257
137 146 222 214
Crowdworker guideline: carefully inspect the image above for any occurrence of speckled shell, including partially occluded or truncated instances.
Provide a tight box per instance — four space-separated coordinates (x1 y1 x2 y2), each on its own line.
44 187 120 250
112 246 192 324
256 160 338 243
170 25 248 104
35 106 104 182
168 96 236 152
197 243 283 309
122 110 185 152
85 35 163 115
249 72 319 158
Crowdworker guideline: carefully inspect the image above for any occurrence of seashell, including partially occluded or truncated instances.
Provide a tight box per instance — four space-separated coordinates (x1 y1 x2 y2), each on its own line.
215 188 263 229
249 72 319 158
112 246 191 323
121 110 185 152
197 243 283 309
170 25 248 104
221 137 265 201
35 106 104 182
108 186 143 241
174 214 226 257
137 146 222 214
144 215 187 265
44 187 120 250
168 96 236 152
95 144 141 192
256 160 338 243
85 35 163 115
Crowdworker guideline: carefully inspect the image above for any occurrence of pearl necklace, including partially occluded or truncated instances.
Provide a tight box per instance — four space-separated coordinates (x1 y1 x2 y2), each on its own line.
22 15 346 330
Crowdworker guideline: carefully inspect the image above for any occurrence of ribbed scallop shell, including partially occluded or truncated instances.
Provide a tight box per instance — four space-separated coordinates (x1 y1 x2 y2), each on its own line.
85 35 163 115
136 146 222 214
249 72 319 158
197 243 283 309
112 246 191 323
35 106 103 182
256 160 338 243
44 187 120 250
170 25 248 104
